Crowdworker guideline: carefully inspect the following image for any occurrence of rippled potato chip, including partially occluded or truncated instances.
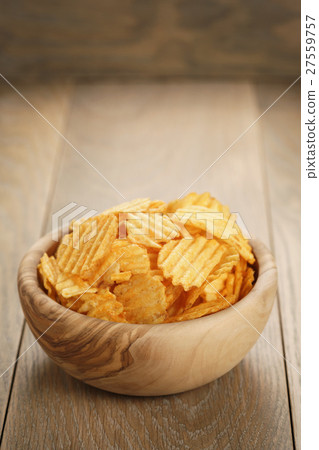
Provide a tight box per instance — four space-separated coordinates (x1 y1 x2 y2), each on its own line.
240 267 255 298
167 192 230 218
38 253 60 299
110 240 151 274
174 206 254 264
38 192 256 324
165 301 226 322
110 271 132 283
201 273 228 302
165 283 184 309
56 214 118 280
113 274 167 323
78 289 126 322
147 249 159 270
148 200 167 213
101 198 151 215
55 273 97 299
123 212 180 248
158 236 226 290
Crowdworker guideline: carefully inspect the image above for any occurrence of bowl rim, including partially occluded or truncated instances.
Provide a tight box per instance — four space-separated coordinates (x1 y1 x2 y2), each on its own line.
18 230 277 330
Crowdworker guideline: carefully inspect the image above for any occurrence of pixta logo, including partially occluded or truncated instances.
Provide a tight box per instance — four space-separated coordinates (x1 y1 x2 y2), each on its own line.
118 211 252 240
51 202 98 249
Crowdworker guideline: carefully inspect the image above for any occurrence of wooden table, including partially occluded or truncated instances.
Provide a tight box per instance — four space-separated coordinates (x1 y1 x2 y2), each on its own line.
0 80 300 449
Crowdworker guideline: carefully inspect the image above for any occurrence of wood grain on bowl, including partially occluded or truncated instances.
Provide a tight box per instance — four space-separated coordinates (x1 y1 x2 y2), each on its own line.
18 231 277 396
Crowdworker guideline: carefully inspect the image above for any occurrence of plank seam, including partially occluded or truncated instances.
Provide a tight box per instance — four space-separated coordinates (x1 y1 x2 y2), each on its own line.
0 82 75 442
255 83 297 450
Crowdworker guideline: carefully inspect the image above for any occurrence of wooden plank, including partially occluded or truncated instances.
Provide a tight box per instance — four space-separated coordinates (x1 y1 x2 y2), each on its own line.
0 1 300 80
0 81 73 434
256 83 301 448
2 82 294 448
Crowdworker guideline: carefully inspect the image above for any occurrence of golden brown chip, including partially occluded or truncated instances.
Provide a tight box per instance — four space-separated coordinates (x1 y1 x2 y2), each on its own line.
158 236 227 291
111 239 151 274
167 192 230 218
164 302 221 322
210 246 240 279
174 206 254 264
55 273 97 299
147 249 159 270
41 192 257 325
166 289 237 323
38 253 60 300
233 257 247 301
149 269 164 279
174 205 225 237
57 295 86 312
113 274 167 324
225 273 235 297
147 200 167 213
98 260 120 287
184 285 206 310
96 240 151 291
123 212 180 248
201 273 228 302
56 234 72 261
101 198 151 214
70 214 97 233
110 271 132 283
59 287 126 322
240 267 255 298
56 214 118 280
78 289 126 322
166 291 186 317
165 283 184 309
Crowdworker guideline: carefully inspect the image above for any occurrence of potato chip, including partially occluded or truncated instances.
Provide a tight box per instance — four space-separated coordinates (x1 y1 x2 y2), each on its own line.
165 302 223 322
70 213 97 233
240 267 255 298
95 240 150 290
101 198 151 214
56 234 72 261
201 273 228 302
38 192 257 324
110 240 151 274
147 200 167 213
210 246 240 280
233 257 247 301
113 274 167 323
225 273 235 297
225 233 255 264
158 236 226 290
167 192 230 218
165 283 184 309
38 253 60 299
56 214 118 279
174 206 254 264
124 212 180 248
78 289 126 322
166 292 185 317
149 269 164 279
166 288 237 323
147 249 159 270
55 273 97 298
110 271 132 283
184 285 206 310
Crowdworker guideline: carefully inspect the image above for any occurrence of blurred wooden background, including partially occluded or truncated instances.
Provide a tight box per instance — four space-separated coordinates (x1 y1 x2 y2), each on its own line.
0 0 300 80
0 0 300 447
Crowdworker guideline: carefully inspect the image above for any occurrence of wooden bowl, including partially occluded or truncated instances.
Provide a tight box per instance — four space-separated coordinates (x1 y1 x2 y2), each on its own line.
18 232 277 396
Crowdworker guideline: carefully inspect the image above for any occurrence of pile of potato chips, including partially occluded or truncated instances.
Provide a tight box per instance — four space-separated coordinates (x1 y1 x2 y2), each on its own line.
38 193 255 324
